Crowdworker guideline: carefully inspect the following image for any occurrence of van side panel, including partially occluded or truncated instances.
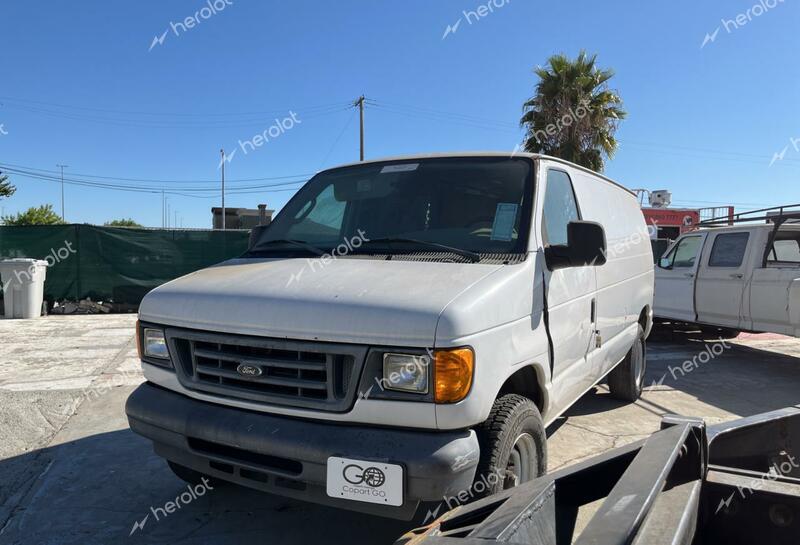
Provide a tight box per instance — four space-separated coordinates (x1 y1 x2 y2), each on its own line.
569 169 654 378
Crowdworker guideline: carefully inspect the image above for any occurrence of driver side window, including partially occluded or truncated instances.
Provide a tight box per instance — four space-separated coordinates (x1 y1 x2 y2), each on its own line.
664 236 702 268
542 170 580 246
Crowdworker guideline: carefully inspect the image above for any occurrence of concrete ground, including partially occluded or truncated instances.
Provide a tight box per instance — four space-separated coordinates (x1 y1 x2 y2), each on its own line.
1 315 799 545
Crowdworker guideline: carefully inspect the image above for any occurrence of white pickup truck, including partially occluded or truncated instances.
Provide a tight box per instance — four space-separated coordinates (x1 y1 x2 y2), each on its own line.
655 216 800 337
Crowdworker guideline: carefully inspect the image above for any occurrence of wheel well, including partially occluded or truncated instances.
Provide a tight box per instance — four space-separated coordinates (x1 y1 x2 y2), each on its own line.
498 366 545 414
639 306 651 335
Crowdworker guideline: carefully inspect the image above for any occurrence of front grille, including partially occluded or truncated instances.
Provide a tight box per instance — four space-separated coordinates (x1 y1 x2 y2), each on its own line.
166 328 367 412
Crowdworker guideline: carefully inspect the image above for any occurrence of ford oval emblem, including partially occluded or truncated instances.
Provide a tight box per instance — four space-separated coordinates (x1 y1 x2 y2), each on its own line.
236 363 263 377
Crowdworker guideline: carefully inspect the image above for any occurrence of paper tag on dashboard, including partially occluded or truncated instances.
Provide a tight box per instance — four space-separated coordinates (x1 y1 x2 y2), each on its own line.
491 203 519 241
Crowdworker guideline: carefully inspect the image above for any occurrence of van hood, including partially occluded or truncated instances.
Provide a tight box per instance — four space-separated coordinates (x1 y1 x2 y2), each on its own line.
138 257 505 346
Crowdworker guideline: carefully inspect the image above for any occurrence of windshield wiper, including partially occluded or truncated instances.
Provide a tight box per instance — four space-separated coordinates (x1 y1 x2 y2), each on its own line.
358 237 481 263
247 239 327 256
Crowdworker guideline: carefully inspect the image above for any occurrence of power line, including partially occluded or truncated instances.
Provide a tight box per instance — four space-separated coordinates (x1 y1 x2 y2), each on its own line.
366 99 520 130
0 164 307 196
318 108 357 170
0 103 352 129
0 96 354 118
0 163 309 191
0 161 314 184
56 164 68 221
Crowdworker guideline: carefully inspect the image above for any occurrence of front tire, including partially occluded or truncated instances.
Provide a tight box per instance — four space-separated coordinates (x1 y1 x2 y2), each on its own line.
473 394 547 497
608 324 647 402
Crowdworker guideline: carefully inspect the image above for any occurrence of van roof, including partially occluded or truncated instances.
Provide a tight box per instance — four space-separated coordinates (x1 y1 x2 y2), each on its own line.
326 151 636 197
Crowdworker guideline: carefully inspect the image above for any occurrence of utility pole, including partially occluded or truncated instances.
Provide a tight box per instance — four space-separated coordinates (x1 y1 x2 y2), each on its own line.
57 164 68 221
220 148 226 230
174 210 178 230
355 95 365 161
167 202 171 229
161 190 165 228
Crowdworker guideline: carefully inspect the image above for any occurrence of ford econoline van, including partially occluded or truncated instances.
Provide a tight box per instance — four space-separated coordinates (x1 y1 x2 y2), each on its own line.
126 152 654 519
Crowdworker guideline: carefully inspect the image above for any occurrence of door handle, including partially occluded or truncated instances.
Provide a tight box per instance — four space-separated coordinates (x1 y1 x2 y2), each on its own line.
683 273 695 278
730 273 744 279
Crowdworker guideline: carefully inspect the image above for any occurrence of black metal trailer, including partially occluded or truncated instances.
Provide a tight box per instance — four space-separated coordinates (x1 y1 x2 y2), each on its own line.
395 407 800 545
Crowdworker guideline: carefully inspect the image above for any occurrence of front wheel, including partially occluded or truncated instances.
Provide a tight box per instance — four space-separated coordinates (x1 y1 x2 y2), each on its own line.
608 324 647 402
473 394 547 498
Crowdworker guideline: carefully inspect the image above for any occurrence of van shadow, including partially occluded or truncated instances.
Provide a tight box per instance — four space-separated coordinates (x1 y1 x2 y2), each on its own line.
0 430 411 545
561 330 800 421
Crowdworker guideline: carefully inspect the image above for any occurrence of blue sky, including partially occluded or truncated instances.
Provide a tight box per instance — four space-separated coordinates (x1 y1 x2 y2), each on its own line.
0 0 798 227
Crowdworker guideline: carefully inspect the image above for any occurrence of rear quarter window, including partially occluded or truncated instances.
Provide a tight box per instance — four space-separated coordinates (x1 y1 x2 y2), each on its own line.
708 232 749 267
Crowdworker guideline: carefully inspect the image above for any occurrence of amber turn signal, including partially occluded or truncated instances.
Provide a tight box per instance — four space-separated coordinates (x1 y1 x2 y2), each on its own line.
135 319 142 359
434 347 474 403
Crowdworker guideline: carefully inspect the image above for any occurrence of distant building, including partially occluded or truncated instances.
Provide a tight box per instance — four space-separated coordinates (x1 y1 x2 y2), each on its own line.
211 204 274 230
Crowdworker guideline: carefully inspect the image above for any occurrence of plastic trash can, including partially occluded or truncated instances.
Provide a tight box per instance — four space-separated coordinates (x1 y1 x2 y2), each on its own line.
0 258 48 319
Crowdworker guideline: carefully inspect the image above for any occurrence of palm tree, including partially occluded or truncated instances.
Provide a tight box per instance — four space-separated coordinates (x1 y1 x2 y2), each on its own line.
520 51 626 172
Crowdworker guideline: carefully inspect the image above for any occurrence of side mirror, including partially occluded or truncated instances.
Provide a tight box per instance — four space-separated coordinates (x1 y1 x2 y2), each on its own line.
658 257 673 270
249 224 270 250
545 221 607 271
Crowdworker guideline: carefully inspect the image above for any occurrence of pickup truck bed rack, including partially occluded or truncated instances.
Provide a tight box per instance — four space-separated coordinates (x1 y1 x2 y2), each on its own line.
396 407 800 545
698 204 800 227
698 204 800 268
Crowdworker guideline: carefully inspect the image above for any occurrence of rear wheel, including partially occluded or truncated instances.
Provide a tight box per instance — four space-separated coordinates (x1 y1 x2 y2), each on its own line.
608 324 646 402
473 394 547 497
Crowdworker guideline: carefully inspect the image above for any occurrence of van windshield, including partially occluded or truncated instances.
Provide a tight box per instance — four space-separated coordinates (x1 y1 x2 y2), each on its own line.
249 157 534 258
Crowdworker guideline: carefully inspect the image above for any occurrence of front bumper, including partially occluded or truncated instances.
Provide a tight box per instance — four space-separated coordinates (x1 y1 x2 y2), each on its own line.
125 382 480 519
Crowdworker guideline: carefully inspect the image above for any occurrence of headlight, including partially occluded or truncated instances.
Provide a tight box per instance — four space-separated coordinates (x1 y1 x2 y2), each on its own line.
143 328 170 360
382 353 429 394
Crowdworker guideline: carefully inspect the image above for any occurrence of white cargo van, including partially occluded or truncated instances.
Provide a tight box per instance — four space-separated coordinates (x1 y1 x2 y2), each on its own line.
126 153 654 519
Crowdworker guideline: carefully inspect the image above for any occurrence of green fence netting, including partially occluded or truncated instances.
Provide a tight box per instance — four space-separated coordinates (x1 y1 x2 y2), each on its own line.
0 225 249 305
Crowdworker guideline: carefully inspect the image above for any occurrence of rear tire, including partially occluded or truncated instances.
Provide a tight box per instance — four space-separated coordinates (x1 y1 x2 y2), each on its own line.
473 394 547 498
608 324 647 402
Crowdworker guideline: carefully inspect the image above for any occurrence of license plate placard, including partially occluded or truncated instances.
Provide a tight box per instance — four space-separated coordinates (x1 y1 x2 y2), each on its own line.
326 456 403 506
